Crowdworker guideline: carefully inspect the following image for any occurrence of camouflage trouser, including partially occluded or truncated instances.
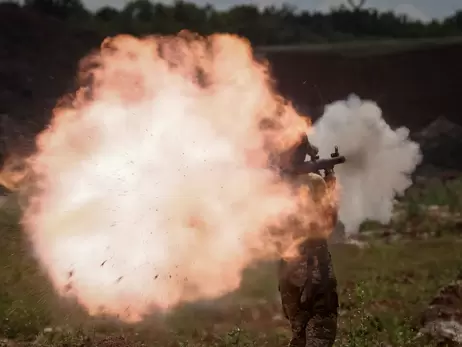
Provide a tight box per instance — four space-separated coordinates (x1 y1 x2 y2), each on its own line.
278 239 338 347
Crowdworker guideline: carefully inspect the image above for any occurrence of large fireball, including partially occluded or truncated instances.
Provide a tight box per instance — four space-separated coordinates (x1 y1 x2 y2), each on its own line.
19 32 312 321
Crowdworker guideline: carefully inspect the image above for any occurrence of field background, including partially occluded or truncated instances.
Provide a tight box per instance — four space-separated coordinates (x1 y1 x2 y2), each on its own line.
1 2 462 346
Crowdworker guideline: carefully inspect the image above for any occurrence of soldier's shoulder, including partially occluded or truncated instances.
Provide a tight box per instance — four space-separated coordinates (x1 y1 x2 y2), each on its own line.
297 173 327 187
306 173 326 183
295 173 327 200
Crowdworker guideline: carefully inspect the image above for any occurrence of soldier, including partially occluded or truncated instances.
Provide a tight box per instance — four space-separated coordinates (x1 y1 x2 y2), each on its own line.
277 132 339 347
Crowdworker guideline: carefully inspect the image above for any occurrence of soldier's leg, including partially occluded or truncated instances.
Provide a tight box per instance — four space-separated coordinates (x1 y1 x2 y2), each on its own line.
279 277 310 347
288 313 310 347
305 289 338 347
279 257 312 347
305 251 339 347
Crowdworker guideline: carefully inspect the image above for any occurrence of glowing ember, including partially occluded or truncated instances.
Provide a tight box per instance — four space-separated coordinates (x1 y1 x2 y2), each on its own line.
19 32 315 321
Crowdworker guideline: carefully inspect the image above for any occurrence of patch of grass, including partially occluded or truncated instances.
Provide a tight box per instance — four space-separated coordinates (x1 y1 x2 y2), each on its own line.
0 203 56 340
358 177 462 239
0 196 460 346
398 178 462 236
333 241 461 346
411 178 462 211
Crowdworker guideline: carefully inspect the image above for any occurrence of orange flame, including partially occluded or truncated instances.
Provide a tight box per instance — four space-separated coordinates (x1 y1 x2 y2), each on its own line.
18 32 322 322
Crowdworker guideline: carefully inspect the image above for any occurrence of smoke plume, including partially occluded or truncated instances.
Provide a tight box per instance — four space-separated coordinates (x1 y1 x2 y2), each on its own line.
309 94 422 234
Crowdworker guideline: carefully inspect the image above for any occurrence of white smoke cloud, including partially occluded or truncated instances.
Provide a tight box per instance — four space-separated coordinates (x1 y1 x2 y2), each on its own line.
309 94 422 234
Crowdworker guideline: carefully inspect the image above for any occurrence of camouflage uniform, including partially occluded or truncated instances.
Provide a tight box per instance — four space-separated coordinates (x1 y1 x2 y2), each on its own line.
278 172 339 347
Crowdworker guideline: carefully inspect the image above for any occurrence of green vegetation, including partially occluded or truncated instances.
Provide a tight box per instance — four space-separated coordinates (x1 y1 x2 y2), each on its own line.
2 0 462 46
0 177 461 346
256 37 462 56
357 177 462 241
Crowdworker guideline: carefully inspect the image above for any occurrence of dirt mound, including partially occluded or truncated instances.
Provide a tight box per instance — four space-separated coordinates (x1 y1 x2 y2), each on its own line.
420 274 462 345
260 41 462 132
0 5 461 171
0 4 100 155
414 116 462 172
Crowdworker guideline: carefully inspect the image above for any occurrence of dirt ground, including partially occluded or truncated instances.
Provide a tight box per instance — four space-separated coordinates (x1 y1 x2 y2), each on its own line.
0 4 101 155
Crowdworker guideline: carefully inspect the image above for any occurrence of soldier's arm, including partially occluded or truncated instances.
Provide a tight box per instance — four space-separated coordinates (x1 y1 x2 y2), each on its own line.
319 172 339 231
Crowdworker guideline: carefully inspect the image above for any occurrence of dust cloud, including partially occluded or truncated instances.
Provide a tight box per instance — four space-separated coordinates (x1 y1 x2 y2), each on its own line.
309 94 422 234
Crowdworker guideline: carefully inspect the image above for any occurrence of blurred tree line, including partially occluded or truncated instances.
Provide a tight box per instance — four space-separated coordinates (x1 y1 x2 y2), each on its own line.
6 0 462 44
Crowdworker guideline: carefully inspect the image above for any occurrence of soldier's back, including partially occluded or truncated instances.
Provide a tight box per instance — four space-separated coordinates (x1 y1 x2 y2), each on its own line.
278 173 338 347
